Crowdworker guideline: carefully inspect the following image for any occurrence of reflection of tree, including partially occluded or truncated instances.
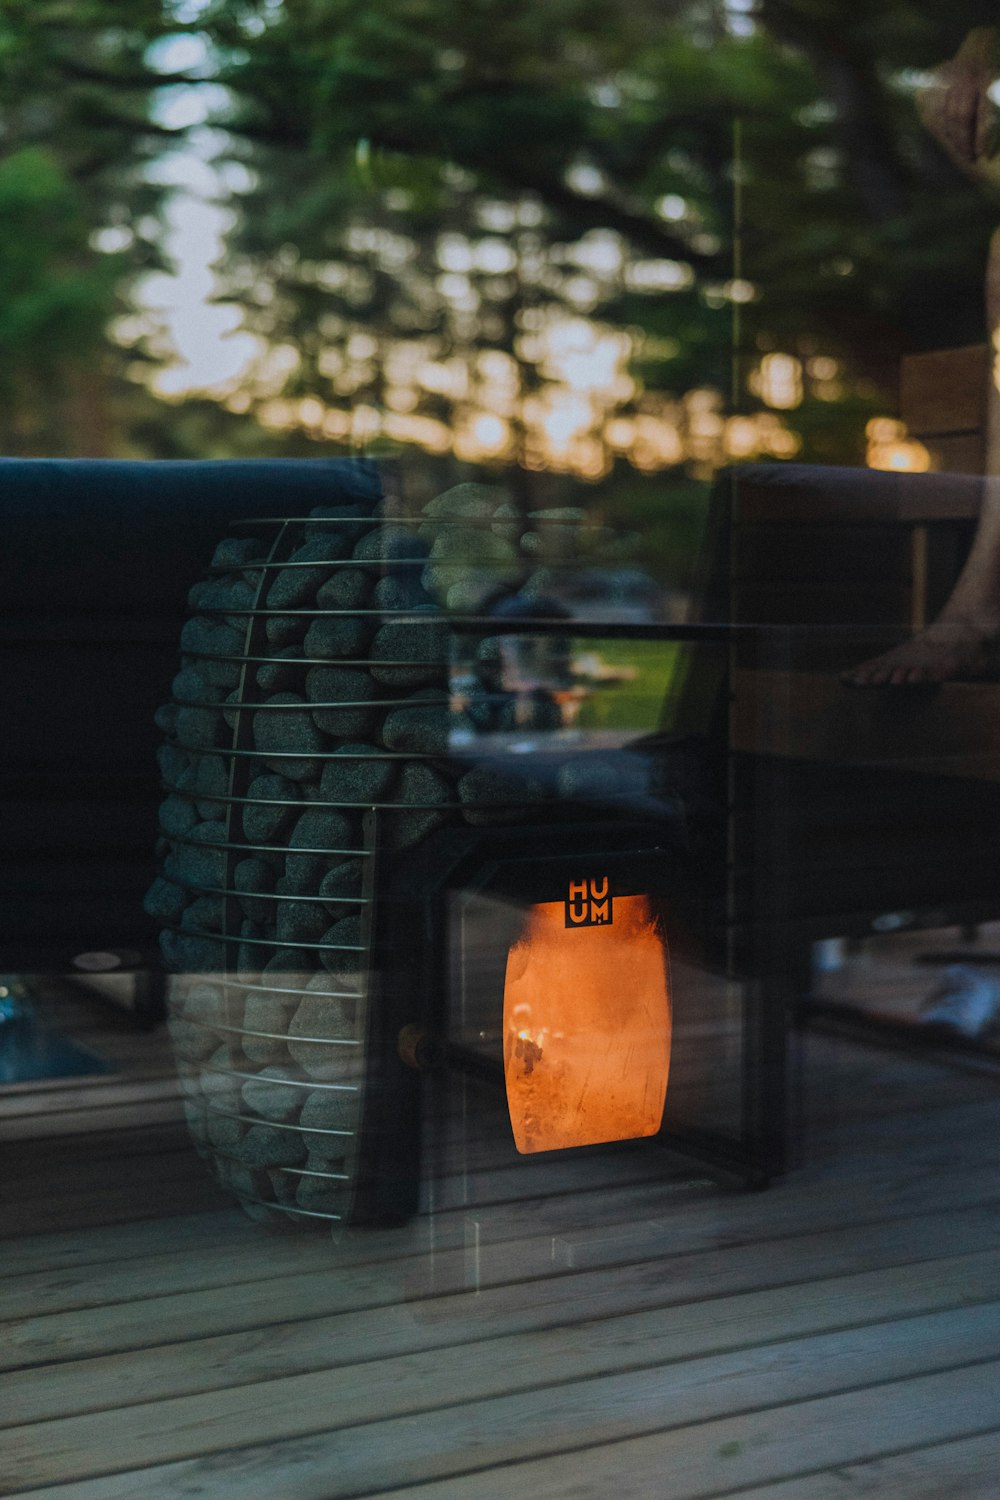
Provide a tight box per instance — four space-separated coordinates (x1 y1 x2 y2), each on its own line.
190 0 1000 478
0 3 175 454
6 0 1000 485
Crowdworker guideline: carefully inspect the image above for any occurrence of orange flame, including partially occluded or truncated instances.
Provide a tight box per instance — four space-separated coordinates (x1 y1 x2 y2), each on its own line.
502 894 671 1153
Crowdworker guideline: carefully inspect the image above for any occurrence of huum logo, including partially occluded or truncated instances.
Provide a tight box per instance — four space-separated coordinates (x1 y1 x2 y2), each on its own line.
565 876 613 928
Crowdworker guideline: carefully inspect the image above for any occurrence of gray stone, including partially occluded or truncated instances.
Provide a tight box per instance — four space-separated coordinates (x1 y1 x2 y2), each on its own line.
300 1087 355 1152
180 894 225 934
242 989 296 1064
280 856 325 897
236 1123 306 1169
296 1155 348 1215
276 893 329 946
154 702 179 735
256 646 302 694
319 745 395 805
206 1109 243 1151
242 1066 303 1122
242 773 300 844
187 578 212 610
388 763 454 849
233 857 275 922
189 754 229 819
199 1048 241 1110
372 573 435 612
222 689 242 731
306 666 378 738
419 482 507 524
421 526 520 604
184 981 228 1029
172 666 223 707
211 536 264 575
269 1167 300 1207
194 576 256 631
352 525 426 567
265 612 307 646
158 792 199 840
157 744 192 787
175 703 223 751
179 618 242 688
287 988 355 1079
369 618 447 689
491 501 521 542
253 693 325 781
167 1012 218 1062
303 614 372 661
182 1099 210 1154
216 1160 263 1201
289 807 356 857
261 949 314 988
318 915 364 976
318 861 364 918
144 876 188 924
315 568 371 611
237 918 266 982
266 535 356 611
163 820 228 891
380 688 449 755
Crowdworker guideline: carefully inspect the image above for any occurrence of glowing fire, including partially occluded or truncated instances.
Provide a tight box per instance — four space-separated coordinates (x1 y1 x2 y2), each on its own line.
502 894 671 1154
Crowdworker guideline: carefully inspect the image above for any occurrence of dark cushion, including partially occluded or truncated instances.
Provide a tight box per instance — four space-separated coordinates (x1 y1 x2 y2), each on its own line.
0 457 380 966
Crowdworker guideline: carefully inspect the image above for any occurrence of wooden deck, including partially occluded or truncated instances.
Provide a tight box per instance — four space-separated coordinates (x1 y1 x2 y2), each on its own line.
2 971 1000 1499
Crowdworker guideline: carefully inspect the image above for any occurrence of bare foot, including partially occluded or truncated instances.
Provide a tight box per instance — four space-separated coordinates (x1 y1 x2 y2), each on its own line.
842 616 1000 686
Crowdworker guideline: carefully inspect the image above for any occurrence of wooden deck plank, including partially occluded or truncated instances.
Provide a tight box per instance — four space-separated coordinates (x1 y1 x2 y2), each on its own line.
362 1364 1000 1500
9 1335 1000 1498
2 1138 994 1330
1 989 997 1497
0 1097 186 1141
0 1074 180 1122
727 1429 1000 1499
3 1060 995 1262
4 1196 998 1424
0 1209 249 1280
3 1244 998 1480
0 1155 233 1239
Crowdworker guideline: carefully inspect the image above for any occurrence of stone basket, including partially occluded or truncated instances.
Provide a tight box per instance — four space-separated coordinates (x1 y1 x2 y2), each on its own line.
149 480 661 1228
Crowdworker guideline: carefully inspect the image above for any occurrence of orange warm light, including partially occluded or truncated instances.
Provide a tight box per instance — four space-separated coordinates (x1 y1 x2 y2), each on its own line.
502 890 671 1154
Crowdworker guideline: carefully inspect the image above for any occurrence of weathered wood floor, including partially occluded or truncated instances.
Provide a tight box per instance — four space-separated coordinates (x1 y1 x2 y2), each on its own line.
2 979 999 1499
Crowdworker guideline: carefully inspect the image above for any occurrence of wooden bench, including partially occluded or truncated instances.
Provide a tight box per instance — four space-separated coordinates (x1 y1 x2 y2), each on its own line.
695 452 1000 1066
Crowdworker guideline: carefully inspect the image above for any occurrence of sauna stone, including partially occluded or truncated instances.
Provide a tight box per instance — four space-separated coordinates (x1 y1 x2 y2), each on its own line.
304 614 372 660
253 693 325 781
315 568 371 611
234 856 276 922
242 1066 303 1122
243 772 300 843
306 665 378 738
256 645 302 693
300 1086 354 1149
369 618 447 688
287 988 355 1079
380 688 449 755
319 744 395 804
318 860 364 916
243 989 297 1064
237 1123 306 1169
